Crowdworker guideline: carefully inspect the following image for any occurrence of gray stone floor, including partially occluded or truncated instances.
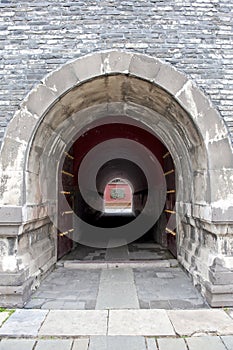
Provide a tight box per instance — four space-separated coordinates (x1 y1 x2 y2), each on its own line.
0 336 233 350
1 245 233 349
25 243 208 310
1 309 233 349
62 242 174 261
134 267 208 309
25 268 101 310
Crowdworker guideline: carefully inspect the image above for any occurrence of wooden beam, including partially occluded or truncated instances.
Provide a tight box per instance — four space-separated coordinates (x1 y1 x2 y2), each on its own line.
167 190 176 194
163 151 170 159
59 228 74 236
164 209 176 214
165 227 176 236
164 169 175 176
62 211 73 216
62 170 74 177
64 152 74 160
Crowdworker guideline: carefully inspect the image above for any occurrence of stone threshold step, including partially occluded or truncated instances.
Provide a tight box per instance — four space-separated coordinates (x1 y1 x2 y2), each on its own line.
59 259 178 269
0 309 233 338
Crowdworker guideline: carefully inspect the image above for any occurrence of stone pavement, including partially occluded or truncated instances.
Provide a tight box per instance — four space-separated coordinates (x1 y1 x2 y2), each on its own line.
0 309 233 349
62 242 174 261
2 244 232 348
25 243 208 310
25 264 208 310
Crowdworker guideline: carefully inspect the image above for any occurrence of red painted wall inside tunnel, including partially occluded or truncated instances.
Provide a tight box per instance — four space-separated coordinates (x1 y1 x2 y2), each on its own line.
104 183 132 203
72 122 167 184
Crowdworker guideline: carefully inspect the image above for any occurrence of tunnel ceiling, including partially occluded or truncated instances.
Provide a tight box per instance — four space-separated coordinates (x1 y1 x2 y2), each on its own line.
96 158 148 194
71 122 168 193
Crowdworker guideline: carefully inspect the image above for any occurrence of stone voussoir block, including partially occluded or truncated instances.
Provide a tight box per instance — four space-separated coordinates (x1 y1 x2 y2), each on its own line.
102 50 133 74
21 83 58 119
70 52 104 82
5 108 38 145
154 62 188 95
129 53 162 82
42 62 80 97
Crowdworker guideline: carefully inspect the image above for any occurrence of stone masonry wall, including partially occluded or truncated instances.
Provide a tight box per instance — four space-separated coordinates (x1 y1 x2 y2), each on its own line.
0 0 233 145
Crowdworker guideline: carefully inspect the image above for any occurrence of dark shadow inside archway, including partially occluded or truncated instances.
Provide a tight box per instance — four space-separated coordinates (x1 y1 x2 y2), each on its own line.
58 121 177 261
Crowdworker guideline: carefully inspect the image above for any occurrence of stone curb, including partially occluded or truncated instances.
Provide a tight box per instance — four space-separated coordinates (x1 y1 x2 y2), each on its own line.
0 309 232 338
61 259 177 269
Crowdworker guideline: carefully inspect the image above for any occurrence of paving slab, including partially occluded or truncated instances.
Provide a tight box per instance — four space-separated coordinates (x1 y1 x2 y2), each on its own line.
0 310 48 337
156 272 174 278
186 336 227 350
35 339 73 350
39 310 108 336
105 246 129 260
89 336 146 350
108 309 175 336
41 300 66 309
146 338 158 350
134 268 203 302
72 338 89 350
129 252 164 260
0 339 35 350
221 336 233 350
131 243 162 249
149 300 171 309
157 338 187 350
95 268 139 309
168 310 233 336
228 309 233 320
98 267 134 283
24 299 46 309
169 299 208 309
25 267 101 310
0 312 9 326
62 301 86 310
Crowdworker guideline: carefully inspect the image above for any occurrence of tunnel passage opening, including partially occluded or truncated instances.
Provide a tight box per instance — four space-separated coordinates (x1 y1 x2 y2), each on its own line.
58 121 177 261
103 178 133 214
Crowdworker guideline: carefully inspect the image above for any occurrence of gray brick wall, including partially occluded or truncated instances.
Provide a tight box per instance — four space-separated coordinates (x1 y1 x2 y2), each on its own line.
0 0 233 144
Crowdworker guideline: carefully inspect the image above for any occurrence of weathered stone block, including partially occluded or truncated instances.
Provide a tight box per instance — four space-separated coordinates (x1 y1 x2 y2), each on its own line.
209 258 233 285
212 207 233 223
205 281 233 307
6 108 38 144
0 269 28 286
0 137 27 172
209 169 233 207
71 52 104 82
22 83 57 119
0 171 24 206
102 50 132 74
193 170 209 204
176 81 210 120
43 63 79 97
155 63 188 95
0 309 48 337
0 206 22 224
0 225 20 236
129 53 161 81
0 276 34 308
208 138 233 170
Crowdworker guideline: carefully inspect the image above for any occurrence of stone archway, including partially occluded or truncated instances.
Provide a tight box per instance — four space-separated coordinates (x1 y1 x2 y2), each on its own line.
0 51 232 307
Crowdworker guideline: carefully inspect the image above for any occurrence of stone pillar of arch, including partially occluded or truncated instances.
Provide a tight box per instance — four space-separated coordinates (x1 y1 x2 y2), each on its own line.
0 51 232 307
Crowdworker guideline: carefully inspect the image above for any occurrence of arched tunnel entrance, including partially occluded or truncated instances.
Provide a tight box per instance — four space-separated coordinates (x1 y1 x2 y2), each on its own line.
1 51 232 307
57 121 177 261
